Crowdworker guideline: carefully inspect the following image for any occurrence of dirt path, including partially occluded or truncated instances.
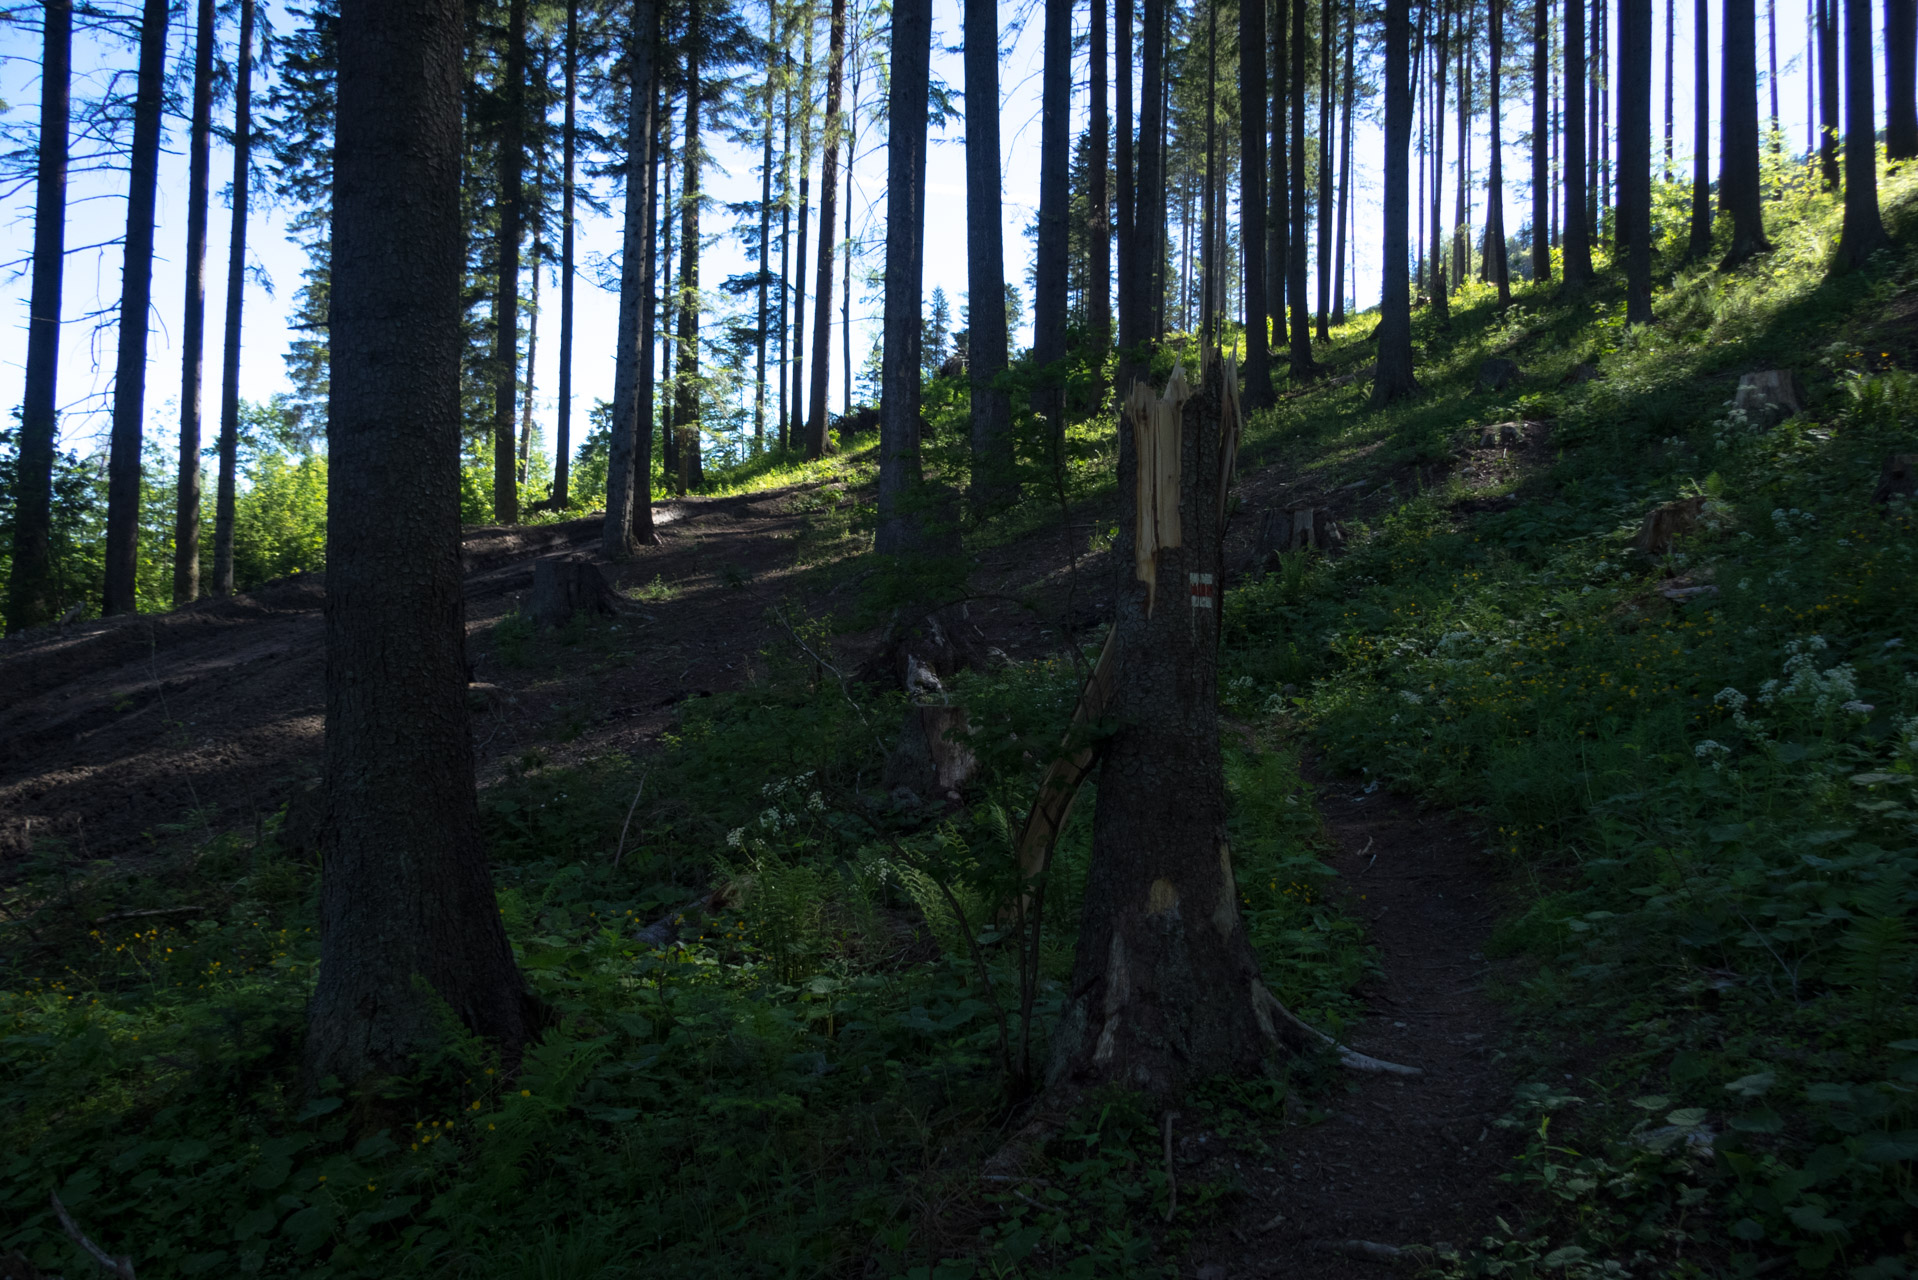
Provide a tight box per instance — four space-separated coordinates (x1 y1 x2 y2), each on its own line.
1188 764 1521 1277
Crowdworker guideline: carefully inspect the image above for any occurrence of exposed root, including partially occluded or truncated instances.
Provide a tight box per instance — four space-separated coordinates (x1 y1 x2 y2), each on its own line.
1257 983 1423 1077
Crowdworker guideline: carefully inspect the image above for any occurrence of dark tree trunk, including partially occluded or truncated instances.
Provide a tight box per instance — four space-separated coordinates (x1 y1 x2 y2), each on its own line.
674 3 704 491
1721 0 1773 264
493 0 526 524
1686 0 1712 258
1487 0 1511 304
1126 0 1166 356
1831 0 1891 269
1456 26 1472 288
173 0 215 607
965 0 1015 511
1288 0 1315 374
1818 0 1839 188
1430 0 1451 316
875 0 931 557
1586 0 1600 236
1269 0 1289 346
1767 0 1781 148
777 69 792 448
633 59 663 521
1239 0 1274 406
1090 0 1113 358
1888 0 1918 159
844 51 858 418
103 0 169 617
1535 0 1553 279
1032 0 1072 430
1316 0 1334 340
1620 0 1652 321
790 12 815 446
1373 0 1418 407
755 17 776 447
1663 0 1674 173
308 0 530 1088
1048 356 1281 1095
1562 0 1594 284
7 0 71 633
1333 7 1354 323
213 0 255 597
556 0 577 504
1201 2 1219 338
1116 0 1136 349
604 0 660 557
518 165 541 484
805 0 846 457
659 99 679 480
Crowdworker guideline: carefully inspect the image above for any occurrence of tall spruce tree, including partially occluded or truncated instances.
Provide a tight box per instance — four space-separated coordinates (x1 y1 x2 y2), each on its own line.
605 0 662 555
492 0 528 523
174 0 216 606
1561 0 1593 284
1721 0 1773 263
1829 0 1890 270
214 0 259 596
805 0 847 457
1240 0 1275 405
1031 0 1073 430
964 0 1015 510
1373 0 1418 406
1685 0 1711 258
874 0 931 555
1620 0 1652 321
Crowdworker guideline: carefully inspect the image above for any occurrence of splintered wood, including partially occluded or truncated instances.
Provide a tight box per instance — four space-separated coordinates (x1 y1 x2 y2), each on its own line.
1126 363 1191 617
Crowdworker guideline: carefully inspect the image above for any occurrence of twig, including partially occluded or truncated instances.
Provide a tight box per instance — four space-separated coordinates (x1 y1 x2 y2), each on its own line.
49 1191 135 1280
1162 1110 1180 1222
611 769 649 870
1257 985 1422 1076
1358 837 1378 872
95 906 203 924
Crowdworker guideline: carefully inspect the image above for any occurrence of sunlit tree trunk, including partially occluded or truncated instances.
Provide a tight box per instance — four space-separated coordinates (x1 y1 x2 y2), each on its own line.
7 0 72 633
307 0 531 1088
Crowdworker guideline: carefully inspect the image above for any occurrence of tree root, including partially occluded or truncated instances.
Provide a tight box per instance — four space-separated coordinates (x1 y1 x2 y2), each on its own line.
1257 984 1423 1077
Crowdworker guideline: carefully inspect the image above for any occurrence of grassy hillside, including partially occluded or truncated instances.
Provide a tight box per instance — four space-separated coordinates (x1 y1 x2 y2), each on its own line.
4 162 1916 1278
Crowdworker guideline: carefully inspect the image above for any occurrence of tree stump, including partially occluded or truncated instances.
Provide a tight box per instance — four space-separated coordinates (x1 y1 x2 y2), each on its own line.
881 703 978 802
1732 370 1804 425
1478 358 1523 392
1635 495 1707 555
528 555 618 630
1873 453 1918 503
1259 505 1340 564
1477 421 1528 447
1562 361 1602 385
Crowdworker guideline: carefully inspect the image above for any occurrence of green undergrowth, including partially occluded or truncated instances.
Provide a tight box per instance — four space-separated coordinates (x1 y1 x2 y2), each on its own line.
1 620 1365 1277
1213 160 1918 1276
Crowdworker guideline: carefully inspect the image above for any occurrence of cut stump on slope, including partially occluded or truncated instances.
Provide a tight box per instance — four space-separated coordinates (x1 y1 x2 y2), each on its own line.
528 555 619 630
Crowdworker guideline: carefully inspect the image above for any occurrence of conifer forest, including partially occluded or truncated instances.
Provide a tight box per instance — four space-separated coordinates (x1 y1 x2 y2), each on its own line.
3 0 1918 1272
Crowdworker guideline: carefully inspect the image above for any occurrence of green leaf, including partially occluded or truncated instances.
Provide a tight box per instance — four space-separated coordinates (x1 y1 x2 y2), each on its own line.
294 1096 342 1123
1786 1204 1845 1234
250 1154 292 1190
1731 1107 1783 1133
180 1252 229 1275
168 1138 213 1167
1630 1095 1671 1111
1665 1107 1709 1128
1730 1218 1766 1241
1724 1071 1776 1098
232 1206 280 1240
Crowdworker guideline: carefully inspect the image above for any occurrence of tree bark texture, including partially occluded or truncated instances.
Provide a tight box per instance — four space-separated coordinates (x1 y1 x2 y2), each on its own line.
309 0 529 1088
1269 0 1289 345
1031 0 1072 429
1090 0 1112 357
1890 0 1918 159
1126 0 1166 357
755 24 775 445
805 0 847 457
1562 0 1594 284
1534 0 1552 280
173 0 216 607
492 0 527 524
1429 0 1451 316
1316 0 1334 340
1050 355 1282 1095
1831 0 1890 270
1288 0 1315 374
103 0 169 617
1721 0 1773 263
1238 0 1274 406
1333 9 1354 323
1116 0 1136 350
965 0 1015 513
8 0 72 634
790 14 815 445
875 0 931 557
1487 0 1511 304
1374 0 1418 408
1818 0 1840 188
674 7 705 492
1620 0 1652 321
604 0 660 558
214 0 256 597
556 0 578 503
1686 0 1712 258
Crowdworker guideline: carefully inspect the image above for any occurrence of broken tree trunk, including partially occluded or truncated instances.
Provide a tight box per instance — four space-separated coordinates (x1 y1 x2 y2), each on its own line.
529 554 618 630
881 656 979 803
1732 369 1804 425
1048 354 1407 1095
1635 495 1707 555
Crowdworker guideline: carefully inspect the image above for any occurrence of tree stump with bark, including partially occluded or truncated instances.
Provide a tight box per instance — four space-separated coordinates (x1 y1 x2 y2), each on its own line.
1258 505 1341 564
1047 353 1306 1095
1732 370 1804 425
1873 453 1918 503
1635 495 1707 555
528 554 618 630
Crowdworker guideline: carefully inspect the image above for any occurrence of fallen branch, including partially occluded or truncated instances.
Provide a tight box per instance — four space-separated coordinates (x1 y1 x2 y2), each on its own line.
49 1192 135 1280
610 769 648 870
1257 984 1422 1076
94 906 203 924
1315 1239 1410 1265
